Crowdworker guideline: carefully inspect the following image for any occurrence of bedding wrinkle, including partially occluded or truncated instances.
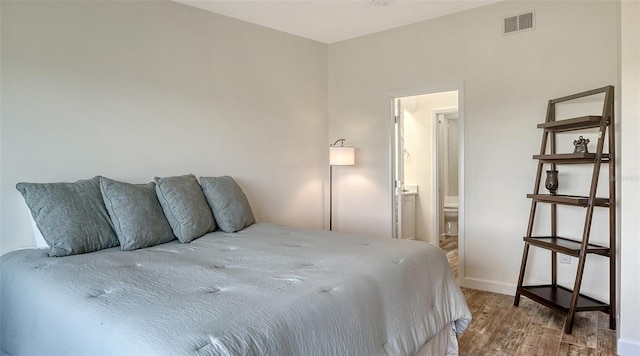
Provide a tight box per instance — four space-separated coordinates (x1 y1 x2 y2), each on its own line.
0 223 471 356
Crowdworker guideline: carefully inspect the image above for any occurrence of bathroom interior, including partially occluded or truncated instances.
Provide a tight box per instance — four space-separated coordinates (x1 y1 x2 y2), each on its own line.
397 91 459 269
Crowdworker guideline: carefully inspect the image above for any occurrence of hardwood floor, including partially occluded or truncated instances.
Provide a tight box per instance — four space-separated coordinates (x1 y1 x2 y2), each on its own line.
438 238 617 356
458 288 616 355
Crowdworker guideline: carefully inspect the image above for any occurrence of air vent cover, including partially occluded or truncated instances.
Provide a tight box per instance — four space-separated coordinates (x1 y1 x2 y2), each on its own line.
504 11 535 34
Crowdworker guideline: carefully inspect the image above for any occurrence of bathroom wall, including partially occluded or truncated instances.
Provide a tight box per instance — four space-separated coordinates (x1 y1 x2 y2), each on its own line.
401 91 457 244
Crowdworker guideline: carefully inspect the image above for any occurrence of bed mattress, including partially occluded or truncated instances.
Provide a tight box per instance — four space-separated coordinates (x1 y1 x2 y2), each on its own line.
0 223 471 355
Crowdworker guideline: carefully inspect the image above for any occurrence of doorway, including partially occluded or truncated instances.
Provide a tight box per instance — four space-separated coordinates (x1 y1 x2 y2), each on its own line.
436 109 459 277
391 88 463 277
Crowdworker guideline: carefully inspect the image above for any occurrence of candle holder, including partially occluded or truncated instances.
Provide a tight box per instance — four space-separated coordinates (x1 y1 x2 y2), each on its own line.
545 170 559 194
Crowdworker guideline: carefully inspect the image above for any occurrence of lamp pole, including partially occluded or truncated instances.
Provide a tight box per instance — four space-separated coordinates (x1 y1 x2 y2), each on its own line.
330 164 334 231
329 138 354 232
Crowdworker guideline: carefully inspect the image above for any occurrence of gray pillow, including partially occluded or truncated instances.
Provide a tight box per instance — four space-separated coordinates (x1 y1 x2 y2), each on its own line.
154 174 215 243
199 176 255 233
100 177 175 251
16 176 119 257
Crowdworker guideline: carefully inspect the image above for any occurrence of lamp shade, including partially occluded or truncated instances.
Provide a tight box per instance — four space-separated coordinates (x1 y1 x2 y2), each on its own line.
330 146 355 166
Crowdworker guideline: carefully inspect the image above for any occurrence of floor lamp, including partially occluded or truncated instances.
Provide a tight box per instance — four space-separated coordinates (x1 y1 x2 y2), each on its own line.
329 139 355 231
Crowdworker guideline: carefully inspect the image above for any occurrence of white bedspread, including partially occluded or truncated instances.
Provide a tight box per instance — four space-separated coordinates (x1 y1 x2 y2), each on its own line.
0 223 471 355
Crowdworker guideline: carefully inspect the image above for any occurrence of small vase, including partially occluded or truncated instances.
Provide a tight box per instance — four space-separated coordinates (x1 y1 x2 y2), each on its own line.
545 170 559 194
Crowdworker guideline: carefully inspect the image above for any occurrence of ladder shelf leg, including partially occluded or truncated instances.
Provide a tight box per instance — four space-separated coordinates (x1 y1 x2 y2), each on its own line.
514 243 530 307
564 252 589 334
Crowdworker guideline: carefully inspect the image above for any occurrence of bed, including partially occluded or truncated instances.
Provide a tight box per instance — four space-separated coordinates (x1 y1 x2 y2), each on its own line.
1 175 471 355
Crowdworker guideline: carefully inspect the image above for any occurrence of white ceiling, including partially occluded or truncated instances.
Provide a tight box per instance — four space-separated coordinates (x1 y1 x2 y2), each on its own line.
174 0 500 44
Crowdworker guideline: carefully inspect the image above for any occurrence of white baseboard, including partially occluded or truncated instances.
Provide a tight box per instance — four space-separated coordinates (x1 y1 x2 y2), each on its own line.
618 338 640 356
461 277 516 296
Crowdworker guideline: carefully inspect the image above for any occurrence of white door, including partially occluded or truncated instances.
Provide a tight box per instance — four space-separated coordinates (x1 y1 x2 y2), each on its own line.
392 98 405 239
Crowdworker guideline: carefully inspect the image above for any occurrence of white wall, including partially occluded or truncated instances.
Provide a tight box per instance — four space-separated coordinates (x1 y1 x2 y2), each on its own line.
0 0 328 254
618 0 640 353
329 0 620 302
402 92 457 243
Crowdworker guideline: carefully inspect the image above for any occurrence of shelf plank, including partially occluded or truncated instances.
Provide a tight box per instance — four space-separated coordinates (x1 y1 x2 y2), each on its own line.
533 153 610 164
519 285 609 314
527 194 609 207
537 116 603 132
549 86 611 104
524 236 610 256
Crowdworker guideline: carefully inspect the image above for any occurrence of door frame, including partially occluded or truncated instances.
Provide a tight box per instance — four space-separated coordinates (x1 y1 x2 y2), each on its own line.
392 98 404 240
388 82 465 282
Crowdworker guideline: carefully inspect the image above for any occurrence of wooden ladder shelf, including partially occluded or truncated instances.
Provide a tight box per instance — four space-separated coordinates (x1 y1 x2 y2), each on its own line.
514 86 616 334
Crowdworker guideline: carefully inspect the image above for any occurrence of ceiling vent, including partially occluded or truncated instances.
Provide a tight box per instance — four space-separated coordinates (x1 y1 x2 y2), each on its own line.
371 0 391 6
503 12 535 34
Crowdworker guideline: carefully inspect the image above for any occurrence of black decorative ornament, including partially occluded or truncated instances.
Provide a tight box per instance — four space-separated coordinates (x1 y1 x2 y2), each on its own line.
573 136 590 153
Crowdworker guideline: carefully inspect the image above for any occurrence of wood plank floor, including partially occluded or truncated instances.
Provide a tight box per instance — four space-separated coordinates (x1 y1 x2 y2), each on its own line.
458 288 616 355
438 238 617 355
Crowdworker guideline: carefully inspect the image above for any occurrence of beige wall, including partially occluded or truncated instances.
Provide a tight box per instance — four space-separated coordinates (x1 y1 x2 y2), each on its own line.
0 1 328 254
